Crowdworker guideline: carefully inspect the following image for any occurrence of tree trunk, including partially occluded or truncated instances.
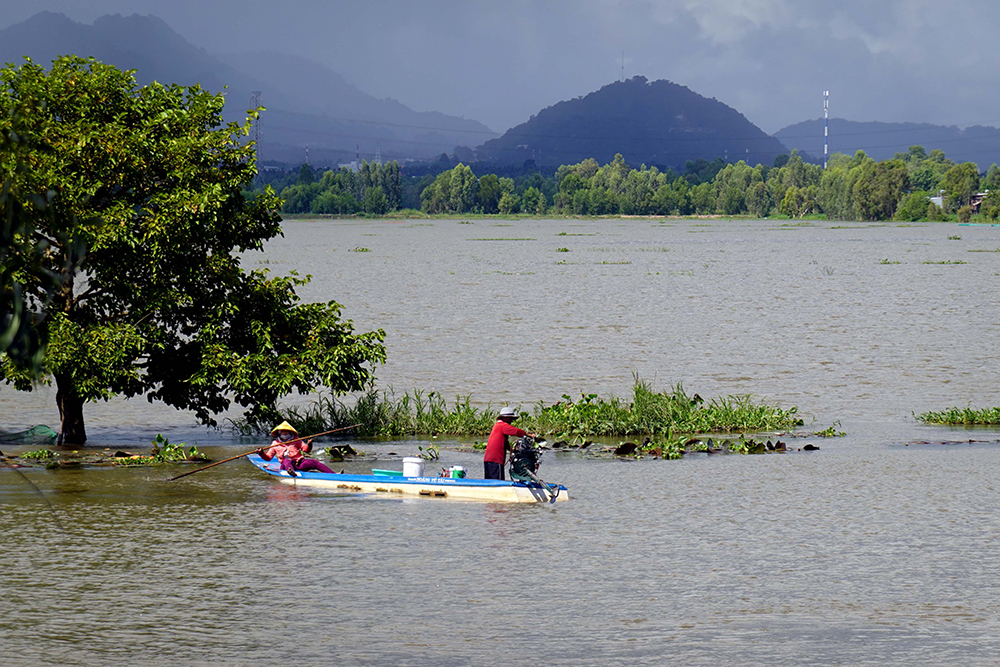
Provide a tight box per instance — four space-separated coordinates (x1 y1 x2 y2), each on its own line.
55 373 87 445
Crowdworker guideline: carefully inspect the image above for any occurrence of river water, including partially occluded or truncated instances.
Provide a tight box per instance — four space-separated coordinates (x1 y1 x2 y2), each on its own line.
3 218 1000 665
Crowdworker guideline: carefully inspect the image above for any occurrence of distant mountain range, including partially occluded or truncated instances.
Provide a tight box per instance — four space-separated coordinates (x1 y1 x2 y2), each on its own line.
6 12 1000 172
775 119 1000 168
476 76 789 169
0 12 496 165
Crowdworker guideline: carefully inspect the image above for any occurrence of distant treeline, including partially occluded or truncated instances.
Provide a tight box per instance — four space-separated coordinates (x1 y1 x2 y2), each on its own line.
257 146 1000 222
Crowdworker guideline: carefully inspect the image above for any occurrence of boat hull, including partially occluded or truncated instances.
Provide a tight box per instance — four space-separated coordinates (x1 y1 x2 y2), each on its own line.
246 455 568 503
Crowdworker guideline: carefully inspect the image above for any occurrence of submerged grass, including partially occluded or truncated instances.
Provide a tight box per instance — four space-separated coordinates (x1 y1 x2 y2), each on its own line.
916 406 1000 425
233 377 803 439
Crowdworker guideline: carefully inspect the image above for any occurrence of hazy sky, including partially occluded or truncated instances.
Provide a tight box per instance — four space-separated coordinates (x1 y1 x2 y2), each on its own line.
3 0 999 134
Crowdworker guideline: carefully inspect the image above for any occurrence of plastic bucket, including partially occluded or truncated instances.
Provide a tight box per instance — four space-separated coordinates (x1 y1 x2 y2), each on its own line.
402 457 424 478
450 466 466 479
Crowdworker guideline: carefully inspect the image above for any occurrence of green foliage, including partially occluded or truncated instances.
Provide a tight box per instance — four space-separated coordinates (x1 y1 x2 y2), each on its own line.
927 200 946 221
917 406 1000 425
894 191 931 222
233 377 802 439
979 190 1000 220
21 448 55 460
940 162 980 210
150 433 207 462
417 444 439 461
281 161 402 215
813 420 846 437
0 56 386 444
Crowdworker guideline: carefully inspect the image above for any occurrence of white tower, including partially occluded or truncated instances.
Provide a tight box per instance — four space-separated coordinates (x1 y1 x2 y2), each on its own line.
823 90 829 169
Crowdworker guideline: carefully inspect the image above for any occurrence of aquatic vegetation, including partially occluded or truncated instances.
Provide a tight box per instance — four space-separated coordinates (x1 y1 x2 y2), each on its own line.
233 377 803 439
813 420 846 437
967 248 1000 252
922 259 967 264
117 435 208 465
349 246 371 252
916 406 1000 425
21 449 56 460
948 235 962 240
469 237 536 241
149 434 207 462
417 444 440 461
556 247 570 252
879 258 901 264
530 378 802 440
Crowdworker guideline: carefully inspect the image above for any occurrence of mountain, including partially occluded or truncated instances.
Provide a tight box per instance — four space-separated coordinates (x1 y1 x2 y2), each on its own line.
475 76 789 169
0 12 496 164
774 119 1000 169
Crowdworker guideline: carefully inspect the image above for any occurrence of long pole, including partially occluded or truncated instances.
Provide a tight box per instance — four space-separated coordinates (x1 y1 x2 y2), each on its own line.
167 424 360 481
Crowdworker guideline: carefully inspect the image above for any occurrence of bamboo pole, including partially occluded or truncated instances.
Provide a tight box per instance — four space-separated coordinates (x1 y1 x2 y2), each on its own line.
167 424 360 481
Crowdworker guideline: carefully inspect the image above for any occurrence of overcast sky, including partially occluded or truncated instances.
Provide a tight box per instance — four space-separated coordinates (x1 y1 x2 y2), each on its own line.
3 0 999 134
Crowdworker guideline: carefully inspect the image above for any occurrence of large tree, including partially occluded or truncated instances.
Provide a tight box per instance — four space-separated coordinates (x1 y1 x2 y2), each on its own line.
0 57 386 444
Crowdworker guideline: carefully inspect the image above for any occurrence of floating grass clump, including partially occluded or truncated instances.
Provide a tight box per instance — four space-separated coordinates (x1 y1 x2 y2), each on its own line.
235 377 803 439
916 406 1000 425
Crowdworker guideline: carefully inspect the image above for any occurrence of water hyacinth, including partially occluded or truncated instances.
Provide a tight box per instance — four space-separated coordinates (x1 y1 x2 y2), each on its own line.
234 377 802 438
916 406 1000 425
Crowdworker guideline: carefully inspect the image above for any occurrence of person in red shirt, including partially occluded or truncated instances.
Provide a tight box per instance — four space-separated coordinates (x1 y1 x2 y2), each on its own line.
483 406 533 480
257 421 336 476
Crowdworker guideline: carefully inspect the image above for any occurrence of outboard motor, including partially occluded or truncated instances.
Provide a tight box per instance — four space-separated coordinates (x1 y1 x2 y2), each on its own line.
509 435 542 482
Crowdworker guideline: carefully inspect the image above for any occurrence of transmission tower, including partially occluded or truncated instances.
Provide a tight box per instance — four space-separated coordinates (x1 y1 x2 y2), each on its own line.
823 90 829 169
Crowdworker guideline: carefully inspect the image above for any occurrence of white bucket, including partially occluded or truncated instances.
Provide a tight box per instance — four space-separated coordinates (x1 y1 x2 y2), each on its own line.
402 457 424 478
450 466 466 479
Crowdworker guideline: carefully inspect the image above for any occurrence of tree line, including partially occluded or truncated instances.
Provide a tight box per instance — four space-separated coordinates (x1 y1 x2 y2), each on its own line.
268 147 1000 222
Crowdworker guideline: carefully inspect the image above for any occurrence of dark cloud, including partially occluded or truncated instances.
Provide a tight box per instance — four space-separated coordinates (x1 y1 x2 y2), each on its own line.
2 0 999 133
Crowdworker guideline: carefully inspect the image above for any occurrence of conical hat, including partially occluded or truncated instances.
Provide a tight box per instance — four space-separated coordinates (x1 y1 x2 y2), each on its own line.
270 420 298 435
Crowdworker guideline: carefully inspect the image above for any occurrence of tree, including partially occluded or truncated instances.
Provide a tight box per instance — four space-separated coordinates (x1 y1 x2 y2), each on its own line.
476 174 501 213
0 57 387 444
939 162 980 210
521 187 544 214
894 191 931 222
297 163 314 185
852 159 909 221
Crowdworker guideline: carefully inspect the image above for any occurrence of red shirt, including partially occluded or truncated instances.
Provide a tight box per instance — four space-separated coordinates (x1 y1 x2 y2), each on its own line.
484 420 526 464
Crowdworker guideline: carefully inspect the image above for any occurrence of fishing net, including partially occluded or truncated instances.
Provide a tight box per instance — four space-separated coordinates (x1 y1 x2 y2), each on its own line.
0 425 58 445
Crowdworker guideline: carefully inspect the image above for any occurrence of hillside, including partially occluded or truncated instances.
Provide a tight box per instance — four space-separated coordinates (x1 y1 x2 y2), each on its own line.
0 12 496 164
775 119 1000 169
476 76 789 169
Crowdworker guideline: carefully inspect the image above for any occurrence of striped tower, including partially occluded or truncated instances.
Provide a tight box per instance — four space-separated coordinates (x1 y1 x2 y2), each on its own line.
823 90 829 169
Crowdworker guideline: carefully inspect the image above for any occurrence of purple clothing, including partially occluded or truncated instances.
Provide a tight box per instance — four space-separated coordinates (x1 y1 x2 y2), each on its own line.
282 457 336 474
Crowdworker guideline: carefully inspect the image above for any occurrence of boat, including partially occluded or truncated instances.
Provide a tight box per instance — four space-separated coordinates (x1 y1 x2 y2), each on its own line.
246 454 568 503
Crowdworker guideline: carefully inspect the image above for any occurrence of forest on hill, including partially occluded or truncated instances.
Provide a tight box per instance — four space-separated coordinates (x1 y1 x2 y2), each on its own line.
474 76 788 170
261 145 998 223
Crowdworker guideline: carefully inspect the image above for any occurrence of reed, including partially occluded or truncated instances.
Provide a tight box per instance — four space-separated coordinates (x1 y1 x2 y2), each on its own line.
232 377 803 439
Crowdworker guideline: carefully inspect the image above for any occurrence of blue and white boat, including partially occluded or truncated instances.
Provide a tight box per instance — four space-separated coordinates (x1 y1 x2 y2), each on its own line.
246 454 568 503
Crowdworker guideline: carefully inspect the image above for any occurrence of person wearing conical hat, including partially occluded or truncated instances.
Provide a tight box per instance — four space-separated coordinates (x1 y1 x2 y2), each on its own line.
257 421 337 476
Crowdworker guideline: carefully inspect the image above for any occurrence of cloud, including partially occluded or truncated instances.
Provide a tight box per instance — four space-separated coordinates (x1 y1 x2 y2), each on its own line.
4 0 1000 135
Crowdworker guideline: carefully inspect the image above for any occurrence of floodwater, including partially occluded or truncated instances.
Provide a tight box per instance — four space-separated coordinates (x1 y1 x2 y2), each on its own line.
3 218 1000 665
